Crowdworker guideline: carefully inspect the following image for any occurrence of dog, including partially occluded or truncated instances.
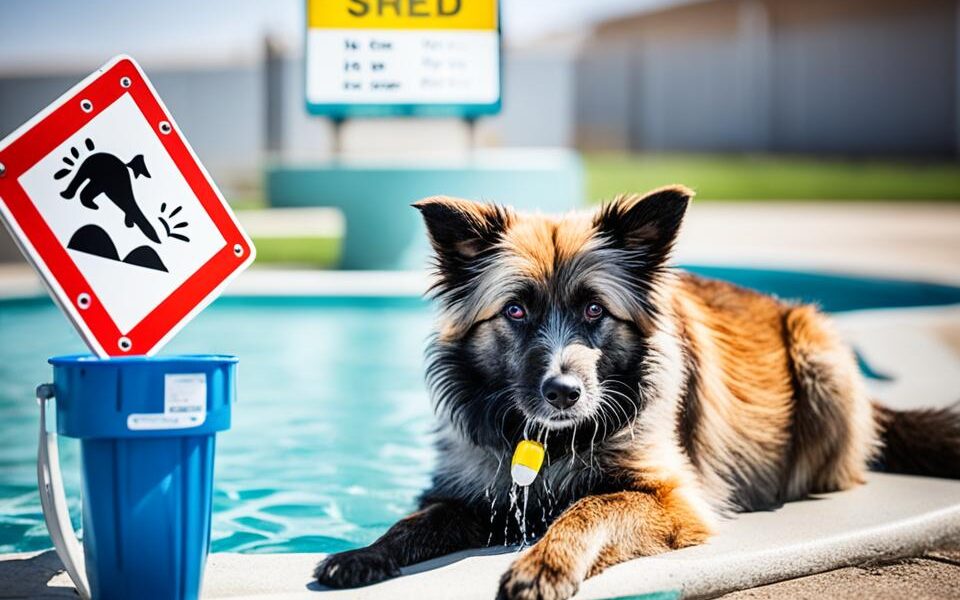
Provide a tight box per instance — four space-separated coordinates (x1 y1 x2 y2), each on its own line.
315 186 960 600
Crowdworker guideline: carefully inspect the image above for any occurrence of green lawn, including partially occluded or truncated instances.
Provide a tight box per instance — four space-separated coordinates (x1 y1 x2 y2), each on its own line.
585 154 960 202
250 236 341 268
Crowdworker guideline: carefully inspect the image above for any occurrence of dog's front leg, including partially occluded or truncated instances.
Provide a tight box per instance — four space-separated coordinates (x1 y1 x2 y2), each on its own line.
314 500 487 588
497 488 711 600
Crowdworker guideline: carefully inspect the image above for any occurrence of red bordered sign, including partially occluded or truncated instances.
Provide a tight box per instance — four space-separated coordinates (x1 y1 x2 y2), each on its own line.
0 55 255 357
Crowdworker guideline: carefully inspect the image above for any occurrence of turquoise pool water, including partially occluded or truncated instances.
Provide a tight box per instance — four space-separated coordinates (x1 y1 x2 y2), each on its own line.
1 267 959 555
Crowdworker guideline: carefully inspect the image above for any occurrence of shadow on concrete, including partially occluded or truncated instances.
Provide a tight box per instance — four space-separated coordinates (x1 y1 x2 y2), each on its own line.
0 550 76 599
306 545 519 592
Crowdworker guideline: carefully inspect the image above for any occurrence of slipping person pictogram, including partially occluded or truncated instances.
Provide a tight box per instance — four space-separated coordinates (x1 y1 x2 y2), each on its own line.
56 138 161 243
54 138 190 273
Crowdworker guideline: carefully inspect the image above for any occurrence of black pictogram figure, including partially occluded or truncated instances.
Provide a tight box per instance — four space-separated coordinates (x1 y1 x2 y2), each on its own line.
67 224 168 272
55 138 161 243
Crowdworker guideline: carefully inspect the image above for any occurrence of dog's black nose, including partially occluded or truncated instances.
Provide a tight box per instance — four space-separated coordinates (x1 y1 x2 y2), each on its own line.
541 375 582 410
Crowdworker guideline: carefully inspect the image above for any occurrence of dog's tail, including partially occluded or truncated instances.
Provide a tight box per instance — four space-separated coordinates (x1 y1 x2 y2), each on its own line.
873 401 960 478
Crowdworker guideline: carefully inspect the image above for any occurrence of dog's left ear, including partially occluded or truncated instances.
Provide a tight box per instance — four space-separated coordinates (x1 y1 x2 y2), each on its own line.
593 185 693 267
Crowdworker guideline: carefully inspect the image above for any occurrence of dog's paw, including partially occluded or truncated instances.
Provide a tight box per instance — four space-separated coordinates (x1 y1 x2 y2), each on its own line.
313 548 400 589
496 549 580 600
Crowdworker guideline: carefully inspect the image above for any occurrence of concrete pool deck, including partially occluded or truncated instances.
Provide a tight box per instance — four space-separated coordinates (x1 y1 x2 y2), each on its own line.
6 471 960 599
1 200 959 284
182 473 960 599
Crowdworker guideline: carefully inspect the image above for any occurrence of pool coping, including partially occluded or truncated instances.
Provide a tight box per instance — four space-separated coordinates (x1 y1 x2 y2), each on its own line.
2 264 959 303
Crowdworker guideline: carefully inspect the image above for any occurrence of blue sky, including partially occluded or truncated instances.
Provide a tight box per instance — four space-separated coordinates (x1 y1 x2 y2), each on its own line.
0 0 682 72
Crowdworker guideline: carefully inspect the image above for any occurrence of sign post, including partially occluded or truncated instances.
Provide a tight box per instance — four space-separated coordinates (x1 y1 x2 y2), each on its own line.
0 56 254 600
304 0 501 117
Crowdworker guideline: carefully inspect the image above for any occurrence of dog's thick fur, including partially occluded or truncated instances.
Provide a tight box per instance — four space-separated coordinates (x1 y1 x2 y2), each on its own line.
315 187 960 600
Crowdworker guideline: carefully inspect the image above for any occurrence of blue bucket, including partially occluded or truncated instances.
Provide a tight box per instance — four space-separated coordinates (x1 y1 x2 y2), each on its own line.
40 354 236 600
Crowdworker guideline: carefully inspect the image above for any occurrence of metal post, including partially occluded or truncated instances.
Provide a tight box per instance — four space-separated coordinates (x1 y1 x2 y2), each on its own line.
465 116 478 150
331 117 345 157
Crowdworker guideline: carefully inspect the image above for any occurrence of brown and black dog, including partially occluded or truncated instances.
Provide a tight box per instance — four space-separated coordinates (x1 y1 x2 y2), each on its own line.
315 186 960 600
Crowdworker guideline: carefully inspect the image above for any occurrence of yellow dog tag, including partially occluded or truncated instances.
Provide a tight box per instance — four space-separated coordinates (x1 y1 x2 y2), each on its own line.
511 440 545 486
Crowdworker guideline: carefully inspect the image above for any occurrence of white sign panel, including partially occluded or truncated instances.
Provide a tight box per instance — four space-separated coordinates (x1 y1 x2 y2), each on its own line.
305 0 501 115
18 94 226 334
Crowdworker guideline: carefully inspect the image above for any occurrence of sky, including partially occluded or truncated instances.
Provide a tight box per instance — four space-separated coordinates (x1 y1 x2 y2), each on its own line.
0 0 684 73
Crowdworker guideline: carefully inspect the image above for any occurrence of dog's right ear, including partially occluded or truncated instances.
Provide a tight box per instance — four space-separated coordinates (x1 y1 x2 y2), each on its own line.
413 196 512 261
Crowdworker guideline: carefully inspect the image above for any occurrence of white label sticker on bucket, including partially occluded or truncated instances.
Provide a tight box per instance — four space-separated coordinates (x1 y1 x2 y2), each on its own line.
127 372 207 430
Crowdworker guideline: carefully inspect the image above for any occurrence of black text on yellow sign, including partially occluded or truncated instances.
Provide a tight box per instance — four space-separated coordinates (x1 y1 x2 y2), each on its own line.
307 0 498 30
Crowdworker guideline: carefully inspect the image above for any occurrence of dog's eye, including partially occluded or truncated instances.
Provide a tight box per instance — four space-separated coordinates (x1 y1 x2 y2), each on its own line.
584 302 604 321
504 303 527 321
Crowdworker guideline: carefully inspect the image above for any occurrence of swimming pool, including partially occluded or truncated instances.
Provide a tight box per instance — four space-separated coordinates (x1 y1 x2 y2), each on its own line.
1 267 959 555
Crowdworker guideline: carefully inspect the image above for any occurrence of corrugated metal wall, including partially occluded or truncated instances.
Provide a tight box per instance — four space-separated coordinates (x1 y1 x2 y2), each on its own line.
576 0 958 156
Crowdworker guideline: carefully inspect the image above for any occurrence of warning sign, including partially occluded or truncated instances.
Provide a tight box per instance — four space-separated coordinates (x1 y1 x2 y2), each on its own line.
0 55 255 357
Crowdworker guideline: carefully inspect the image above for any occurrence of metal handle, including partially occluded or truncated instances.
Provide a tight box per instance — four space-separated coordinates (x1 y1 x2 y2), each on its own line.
36 383 91 600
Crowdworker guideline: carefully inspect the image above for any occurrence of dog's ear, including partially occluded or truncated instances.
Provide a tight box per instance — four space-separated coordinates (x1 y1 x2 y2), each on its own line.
593 185 692 267
413 196 512 260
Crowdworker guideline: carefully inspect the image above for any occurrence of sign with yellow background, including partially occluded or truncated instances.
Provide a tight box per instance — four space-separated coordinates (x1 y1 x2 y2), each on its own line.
305 0 501 116
308 0 497 30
